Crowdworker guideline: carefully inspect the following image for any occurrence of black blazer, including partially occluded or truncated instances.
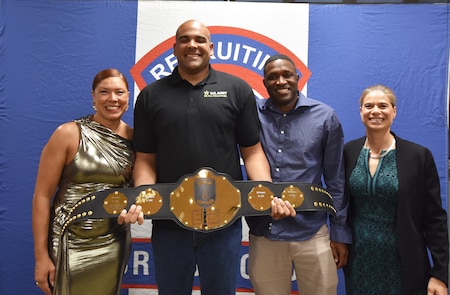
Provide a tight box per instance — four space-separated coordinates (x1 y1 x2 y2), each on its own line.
344 133 448 294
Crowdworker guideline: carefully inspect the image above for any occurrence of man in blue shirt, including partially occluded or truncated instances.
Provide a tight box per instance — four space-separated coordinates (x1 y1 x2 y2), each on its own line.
246 54 351 295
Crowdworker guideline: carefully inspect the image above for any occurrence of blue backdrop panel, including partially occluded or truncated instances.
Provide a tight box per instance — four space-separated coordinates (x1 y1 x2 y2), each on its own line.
0 1 448 294
0 1 138 294
308 5 449 210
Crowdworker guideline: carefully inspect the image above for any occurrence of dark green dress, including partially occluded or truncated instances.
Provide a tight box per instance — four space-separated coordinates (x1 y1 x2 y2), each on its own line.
347 147 403 294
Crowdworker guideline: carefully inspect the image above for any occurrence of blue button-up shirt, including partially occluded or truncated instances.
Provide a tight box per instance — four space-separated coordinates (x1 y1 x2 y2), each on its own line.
246 93 351 243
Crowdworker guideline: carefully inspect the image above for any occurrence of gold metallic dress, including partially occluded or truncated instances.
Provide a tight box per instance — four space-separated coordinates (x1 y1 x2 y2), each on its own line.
50 116 134 295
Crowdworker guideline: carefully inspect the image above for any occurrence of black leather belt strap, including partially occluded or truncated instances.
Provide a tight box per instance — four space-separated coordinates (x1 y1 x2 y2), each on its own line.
63 167 335 233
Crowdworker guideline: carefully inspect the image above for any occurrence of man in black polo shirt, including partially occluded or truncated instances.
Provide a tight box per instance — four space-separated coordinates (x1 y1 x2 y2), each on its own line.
122 20 295 295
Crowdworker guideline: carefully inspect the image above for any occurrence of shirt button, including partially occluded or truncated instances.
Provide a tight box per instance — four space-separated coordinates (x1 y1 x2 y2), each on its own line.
280 131 285 135
283 114 287 117
278 149 282 153
275 167 280 172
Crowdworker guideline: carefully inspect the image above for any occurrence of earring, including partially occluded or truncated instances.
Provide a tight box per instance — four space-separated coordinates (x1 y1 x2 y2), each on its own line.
92 102 97 111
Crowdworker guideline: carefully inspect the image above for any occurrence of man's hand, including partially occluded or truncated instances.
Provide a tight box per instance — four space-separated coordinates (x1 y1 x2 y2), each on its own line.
330 241 348 269
118 204 144 225
270 197 296 220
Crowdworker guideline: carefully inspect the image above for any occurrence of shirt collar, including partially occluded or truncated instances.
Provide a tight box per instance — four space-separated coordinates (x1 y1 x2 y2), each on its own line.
170 65 217 86
262 92 314 113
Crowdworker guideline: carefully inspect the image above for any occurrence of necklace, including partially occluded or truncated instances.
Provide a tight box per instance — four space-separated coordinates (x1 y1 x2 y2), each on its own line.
364 137 396 159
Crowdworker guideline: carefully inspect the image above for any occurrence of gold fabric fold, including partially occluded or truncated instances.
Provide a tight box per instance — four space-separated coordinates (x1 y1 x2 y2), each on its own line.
50 116 134 295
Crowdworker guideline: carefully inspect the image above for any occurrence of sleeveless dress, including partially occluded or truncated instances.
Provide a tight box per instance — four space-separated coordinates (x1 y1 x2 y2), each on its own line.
50 116 134 295
347 147 403 294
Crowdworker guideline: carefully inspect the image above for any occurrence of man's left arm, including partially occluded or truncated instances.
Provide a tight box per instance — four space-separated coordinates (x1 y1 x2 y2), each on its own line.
323 114 351 267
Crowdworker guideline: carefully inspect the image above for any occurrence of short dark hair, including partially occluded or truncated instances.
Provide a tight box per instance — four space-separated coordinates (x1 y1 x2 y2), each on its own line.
263 54 296 74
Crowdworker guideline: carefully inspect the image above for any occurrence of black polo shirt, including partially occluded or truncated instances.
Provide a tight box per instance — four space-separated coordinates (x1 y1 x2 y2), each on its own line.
133 66 261 183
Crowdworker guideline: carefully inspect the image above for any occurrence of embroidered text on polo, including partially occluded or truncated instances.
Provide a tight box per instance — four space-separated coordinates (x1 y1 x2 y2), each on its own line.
203 90 228 98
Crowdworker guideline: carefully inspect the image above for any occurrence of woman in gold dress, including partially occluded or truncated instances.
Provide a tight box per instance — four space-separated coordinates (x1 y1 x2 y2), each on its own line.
32 69 134 295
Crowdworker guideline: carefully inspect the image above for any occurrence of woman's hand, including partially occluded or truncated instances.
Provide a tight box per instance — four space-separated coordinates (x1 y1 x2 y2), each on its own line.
34 255 55 295
118 204 144 225
427 277 447 295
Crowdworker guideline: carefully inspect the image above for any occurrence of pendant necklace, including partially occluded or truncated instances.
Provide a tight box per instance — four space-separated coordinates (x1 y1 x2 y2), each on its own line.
364 137 396 159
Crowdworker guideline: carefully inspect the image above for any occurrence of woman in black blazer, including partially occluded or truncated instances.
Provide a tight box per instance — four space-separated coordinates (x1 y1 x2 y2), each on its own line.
343 84 448 295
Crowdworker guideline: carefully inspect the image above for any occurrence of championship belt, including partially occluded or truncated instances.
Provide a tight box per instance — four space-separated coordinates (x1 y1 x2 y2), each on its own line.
62 167 335 233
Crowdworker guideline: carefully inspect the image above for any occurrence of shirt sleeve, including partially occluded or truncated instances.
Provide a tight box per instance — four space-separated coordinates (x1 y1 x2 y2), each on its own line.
323 112 352 244
235 82 261 147
133 87 155 153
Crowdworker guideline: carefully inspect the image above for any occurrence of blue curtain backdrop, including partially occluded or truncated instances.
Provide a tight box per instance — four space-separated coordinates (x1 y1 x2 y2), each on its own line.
0 1 448 294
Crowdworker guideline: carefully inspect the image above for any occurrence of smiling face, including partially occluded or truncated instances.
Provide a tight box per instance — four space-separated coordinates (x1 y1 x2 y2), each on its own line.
173 20 214 78
92 76 129 123
263 58 299 113
360 89 396 133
